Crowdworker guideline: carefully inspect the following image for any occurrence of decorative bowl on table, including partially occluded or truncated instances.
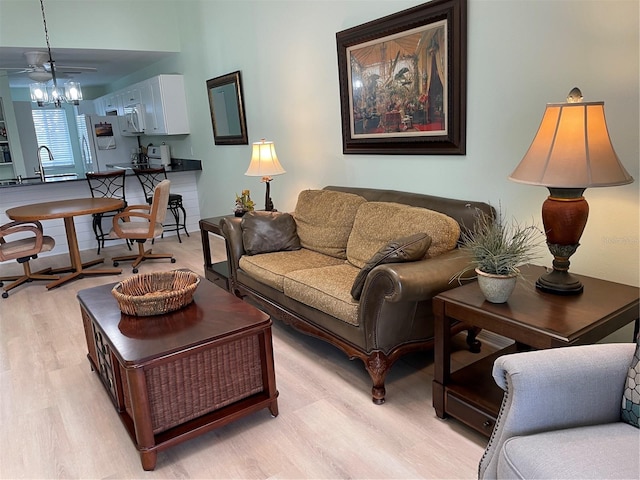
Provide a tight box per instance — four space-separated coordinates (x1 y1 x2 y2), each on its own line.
112 270 200 317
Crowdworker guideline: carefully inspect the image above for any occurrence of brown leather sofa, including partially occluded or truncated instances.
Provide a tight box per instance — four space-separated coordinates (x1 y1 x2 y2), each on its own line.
221 186 494 404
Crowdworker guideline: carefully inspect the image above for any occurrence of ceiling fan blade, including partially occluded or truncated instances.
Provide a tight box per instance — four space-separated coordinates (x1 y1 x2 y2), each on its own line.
56 65 97 72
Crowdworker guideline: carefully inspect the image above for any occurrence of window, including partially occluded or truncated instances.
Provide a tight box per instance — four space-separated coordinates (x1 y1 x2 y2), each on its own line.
31 109 75 167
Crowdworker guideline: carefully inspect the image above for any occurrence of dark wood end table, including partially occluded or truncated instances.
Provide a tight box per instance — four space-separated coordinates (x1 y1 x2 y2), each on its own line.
433 264 639 437
199 216 232 290
77 279 278 470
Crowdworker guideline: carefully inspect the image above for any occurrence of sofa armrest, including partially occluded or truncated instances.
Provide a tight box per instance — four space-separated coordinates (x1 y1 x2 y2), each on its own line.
479 343 636 479
220 216 245 282
361 248 473 303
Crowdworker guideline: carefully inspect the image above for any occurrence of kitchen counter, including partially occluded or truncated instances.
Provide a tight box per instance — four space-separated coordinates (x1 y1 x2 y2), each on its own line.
0 159 201 188
105 158 202 172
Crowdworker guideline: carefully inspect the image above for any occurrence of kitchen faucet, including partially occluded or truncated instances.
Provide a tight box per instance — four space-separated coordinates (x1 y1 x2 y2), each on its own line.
36 145 53 182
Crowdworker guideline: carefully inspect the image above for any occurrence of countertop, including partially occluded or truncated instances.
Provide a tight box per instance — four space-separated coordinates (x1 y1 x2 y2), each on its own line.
0 158 201 188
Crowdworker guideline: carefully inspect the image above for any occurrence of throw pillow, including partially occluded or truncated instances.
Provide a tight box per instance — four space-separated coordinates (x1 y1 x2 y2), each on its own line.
350 233 432 300
621 338 640 428
241 211 301 256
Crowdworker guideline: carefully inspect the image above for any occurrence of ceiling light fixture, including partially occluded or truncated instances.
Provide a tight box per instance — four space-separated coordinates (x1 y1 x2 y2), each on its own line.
29 0 82 108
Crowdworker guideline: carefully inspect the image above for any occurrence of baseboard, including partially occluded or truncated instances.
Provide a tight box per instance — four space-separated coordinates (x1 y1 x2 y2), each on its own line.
476 330 514 350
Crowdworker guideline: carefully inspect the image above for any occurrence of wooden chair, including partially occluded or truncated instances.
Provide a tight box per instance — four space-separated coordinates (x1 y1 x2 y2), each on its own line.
109 179 176 273
0 220 58 298
86 170 130 254
133 166 189 243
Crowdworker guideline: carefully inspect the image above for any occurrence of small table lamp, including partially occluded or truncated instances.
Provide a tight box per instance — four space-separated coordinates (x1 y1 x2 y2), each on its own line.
509 88 634 295
245 139 286 211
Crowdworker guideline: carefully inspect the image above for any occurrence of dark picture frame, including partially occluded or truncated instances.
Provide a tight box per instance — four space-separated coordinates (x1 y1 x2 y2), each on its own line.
206 71 248 145
336 0 467 155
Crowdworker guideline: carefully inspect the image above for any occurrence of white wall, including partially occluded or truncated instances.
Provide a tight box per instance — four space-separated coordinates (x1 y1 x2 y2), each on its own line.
176 0 638 293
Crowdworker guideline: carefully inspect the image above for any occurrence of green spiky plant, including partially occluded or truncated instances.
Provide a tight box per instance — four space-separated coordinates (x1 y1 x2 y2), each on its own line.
453 208 544 281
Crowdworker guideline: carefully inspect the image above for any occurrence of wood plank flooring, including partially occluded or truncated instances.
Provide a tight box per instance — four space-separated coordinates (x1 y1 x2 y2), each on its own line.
0 233 495 479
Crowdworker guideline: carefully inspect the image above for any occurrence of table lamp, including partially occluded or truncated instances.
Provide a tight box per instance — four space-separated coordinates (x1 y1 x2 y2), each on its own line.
245 139 286 211
509 87 634 295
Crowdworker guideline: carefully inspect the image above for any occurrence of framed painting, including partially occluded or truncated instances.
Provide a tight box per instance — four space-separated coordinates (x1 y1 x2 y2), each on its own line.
206 71 248 145
336 0 467 155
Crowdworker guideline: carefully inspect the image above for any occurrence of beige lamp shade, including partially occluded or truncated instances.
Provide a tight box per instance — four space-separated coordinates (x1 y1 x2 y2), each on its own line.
245 139 286 177
510 99 633 188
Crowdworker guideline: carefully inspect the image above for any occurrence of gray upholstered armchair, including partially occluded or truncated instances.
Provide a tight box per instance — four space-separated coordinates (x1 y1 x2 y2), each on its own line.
479 343 639 479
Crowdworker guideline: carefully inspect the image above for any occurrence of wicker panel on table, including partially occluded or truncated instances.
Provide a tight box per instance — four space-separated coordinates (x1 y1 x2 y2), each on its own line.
120 335 264 434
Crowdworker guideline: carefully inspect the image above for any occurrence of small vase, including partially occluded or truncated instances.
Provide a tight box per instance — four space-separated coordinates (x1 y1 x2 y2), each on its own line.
234 210 247 217
476 268 518 303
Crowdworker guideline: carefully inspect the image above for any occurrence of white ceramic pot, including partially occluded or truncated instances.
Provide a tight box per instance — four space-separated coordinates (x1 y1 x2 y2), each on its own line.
475 268 518 303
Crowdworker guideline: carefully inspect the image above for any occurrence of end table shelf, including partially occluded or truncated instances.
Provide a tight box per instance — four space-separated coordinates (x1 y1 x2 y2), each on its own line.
433 264 639 437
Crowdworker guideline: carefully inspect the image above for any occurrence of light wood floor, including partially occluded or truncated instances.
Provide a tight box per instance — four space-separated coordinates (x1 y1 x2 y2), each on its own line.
0 232 497 479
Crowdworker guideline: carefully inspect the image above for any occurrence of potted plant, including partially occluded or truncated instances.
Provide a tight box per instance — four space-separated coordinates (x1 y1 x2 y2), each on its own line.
453 208 544 303
234 190 255 217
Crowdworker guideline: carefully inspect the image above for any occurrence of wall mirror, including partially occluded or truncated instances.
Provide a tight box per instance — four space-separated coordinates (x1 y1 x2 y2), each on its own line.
206 71 248 145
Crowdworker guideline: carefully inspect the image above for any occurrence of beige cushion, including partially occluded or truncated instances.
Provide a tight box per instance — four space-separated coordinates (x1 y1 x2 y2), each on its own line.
0 236 55 261
284 263 360 326
293 189 366 259
346 202 461 269
108 222 164 239
239 248 344 292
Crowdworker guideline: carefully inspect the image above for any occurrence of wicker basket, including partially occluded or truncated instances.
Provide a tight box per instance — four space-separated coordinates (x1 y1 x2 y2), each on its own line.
112 270 200 317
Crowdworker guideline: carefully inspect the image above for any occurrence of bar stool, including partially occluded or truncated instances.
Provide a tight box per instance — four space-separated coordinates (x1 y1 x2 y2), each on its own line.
86 170 131 254
132 167 189 242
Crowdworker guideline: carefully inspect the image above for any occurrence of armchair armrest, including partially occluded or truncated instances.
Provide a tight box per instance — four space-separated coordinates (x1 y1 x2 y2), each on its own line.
0 221 45 259
480 343 636 479
361 248 473 303
111 205 153 237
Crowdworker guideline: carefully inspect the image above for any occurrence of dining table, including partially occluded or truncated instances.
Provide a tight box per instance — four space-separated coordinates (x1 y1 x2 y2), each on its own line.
6 198 125 289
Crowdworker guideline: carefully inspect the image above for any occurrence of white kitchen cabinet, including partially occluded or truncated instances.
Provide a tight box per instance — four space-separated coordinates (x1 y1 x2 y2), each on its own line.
103 93 120 115
0 98 16 180
146 75 190 135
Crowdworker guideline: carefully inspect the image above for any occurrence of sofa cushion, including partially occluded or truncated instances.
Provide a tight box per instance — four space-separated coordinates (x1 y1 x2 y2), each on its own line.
497 423 639 479
239 248 344 292
294 189 367 259
351 233 432 301
241 211 301 255
346 202 461 269
284 263 360 326
621 340 640 428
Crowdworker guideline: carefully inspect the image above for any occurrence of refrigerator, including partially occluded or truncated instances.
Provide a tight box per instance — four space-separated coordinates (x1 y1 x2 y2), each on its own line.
76 114 138 172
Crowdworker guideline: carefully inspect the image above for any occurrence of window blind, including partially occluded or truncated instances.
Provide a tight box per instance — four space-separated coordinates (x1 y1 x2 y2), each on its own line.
31 109 74 167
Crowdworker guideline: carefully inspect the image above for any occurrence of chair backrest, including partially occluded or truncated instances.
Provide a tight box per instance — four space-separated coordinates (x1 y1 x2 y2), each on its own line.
133 167 167 203
86 170 127 201
151 179 171 225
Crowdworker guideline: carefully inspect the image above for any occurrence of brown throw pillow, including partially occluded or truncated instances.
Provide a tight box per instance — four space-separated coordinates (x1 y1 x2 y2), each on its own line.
241 211 301 256
350 233 432 300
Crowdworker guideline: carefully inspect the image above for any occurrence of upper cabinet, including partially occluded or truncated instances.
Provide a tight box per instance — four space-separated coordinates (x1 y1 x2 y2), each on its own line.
94 74 190 136
0 98 16 180
146 75 190 135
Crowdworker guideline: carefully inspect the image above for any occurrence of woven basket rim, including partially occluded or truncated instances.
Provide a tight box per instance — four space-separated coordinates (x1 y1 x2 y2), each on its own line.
112 270 200 316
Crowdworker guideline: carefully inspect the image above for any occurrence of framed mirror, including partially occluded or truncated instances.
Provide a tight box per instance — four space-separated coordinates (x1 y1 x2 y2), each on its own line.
206 71 248 145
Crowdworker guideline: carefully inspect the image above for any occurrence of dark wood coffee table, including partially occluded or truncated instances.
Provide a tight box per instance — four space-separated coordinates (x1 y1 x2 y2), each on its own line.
77 278 278 470
433 264 639 437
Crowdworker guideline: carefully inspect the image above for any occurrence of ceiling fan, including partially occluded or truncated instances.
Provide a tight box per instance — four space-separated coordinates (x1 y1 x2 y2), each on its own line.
3 50 97 82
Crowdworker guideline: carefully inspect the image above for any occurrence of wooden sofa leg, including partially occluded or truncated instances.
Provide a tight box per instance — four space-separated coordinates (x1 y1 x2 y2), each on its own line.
466 327 482 353
365 351 390 405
